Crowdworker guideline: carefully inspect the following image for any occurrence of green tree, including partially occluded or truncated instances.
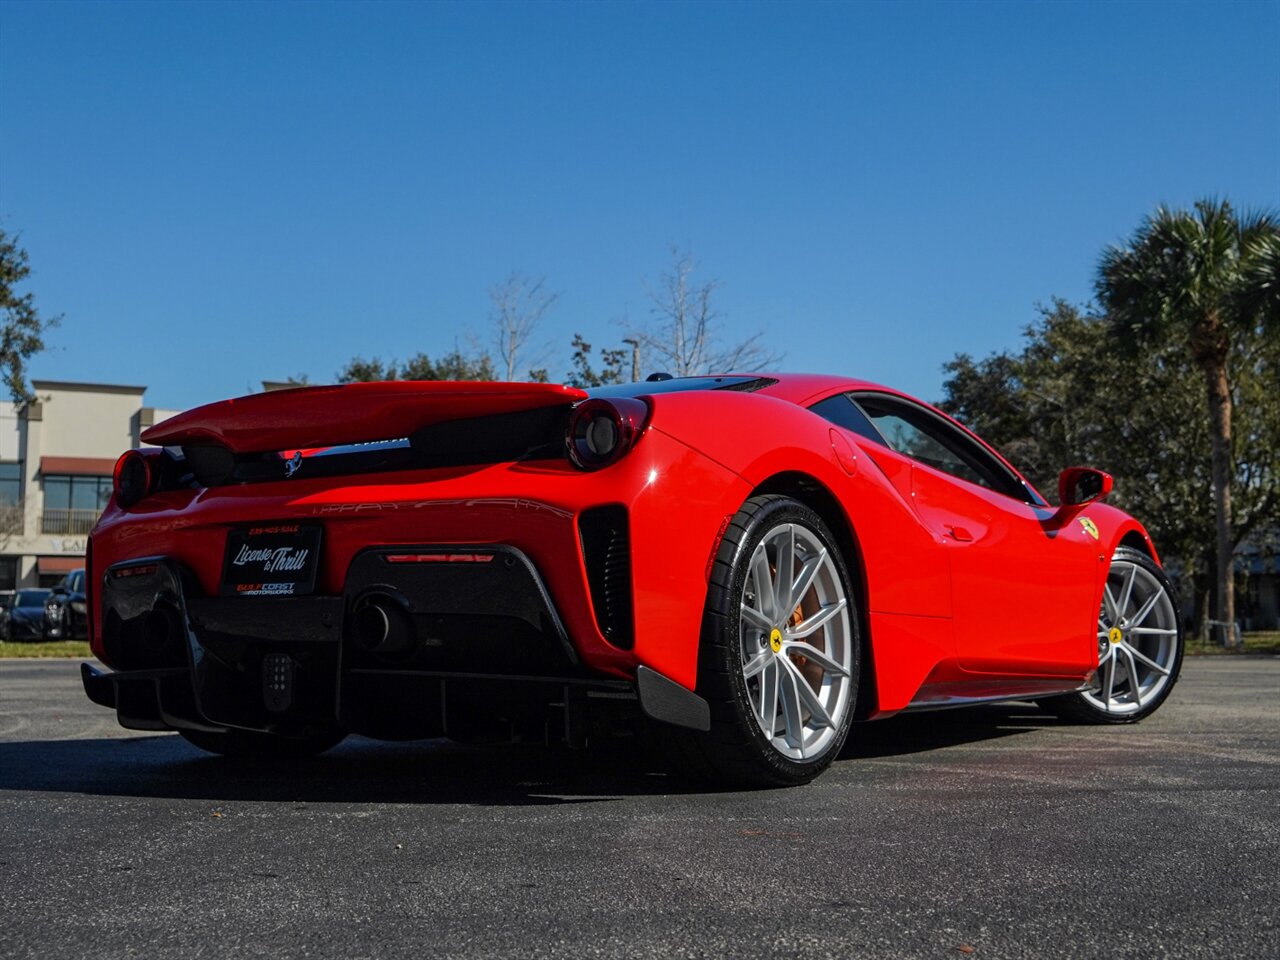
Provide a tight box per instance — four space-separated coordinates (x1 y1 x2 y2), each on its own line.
400 350 496 381
565 333 626 388
336 357 398 383
1097 199 1280 642
0 228 59 403
941 299 1280 634
337 350 496 383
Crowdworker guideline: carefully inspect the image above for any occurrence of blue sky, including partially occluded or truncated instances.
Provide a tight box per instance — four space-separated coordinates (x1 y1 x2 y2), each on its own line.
2 0 1277 411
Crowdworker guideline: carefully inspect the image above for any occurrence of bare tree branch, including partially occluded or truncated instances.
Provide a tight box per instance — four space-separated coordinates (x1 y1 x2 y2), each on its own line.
628 246 781 377
489 272 558 382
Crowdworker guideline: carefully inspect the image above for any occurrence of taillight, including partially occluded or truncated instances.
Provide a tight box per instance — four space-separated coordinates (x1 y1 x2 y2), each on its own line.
566 398 649 471
113 450 156 508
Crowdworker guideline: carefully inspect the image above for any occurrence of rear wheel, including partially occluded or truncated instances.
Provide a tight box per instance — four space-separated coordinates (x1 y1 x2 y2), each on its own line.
1043 546 1183 724
660 495 859 786
179 728 345 759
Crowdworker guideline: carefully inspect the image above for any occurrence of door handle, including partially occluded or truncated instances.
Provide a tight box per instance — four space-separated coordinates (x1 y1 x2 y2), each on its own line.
944 524 974 542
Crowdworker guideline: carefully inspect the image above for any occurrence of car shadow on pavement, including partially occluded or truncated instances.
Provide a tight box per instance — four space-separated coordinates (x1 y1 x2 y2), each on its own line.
0 704 1059 804
842 701 1056 759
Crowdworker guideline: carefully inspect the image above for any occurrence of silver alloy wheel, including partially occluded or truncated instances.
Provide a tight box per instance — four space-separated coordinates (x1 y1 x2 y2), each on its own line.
738 522 854 761
1085 556 1179 715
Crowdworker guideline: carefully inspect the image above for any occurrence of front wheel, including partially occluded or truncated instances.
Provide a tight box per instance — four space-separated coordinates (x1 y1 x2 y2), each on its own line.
659 495 860 787
179 728 346 759
1042 547 1183 724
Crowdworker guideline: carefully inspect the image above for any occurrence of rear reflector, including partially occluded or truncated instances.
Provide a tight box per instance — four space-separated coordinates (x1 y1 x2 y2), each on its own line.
112 564 159 579
383 553 495 564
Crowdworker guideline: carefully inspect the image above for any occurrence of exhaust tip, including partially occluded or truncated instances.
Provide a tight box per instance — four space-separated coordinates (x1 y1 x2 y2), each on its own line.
353 593 415 657
143 602 183 652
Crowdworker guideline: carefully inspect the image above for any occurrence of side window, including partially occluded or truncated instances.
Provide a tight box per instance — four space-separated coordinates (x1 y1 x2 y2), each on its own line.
853 394 1028 499
807 394 887 446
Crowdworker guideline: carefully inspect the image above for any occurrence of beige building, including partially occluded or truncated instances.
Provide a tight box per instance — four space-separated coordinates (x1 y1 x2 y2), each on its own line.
1 380 178 589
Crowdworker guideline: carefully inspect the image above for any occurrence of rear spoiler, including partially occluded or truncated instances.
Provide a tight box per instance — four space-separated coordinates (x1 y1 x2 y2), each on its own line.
142 381 589 454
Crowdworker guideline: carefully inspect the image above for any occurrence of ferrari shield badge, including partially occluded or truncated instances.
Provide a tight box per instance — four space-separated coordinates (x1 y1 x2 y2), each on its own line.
1078 517 1099 540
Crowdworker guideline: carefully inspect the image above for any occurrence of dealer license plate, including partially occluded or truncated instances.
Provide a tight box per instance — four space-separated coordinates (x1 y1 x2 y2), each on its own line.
220 523 322 597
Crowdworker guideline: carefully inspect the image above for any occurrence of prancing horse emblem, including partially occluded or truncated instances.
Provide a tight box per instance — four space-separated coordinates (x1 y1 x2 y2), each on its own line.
284 451 303 478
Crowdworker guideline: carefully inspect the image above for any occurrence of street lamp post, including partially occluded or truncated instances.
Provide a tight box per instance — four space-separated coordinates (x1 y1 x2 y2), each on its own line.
621 338 640 382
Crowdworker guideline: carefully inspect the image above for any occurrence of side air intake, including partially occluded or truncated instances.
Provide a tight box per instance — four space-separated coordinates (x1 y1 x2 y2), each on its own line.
578 506 635 650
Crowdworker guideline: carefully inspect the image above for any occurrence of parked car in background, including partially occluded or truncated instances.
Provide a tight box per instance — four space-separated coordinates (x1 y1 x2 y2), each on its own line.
1 589 53 641
44 568 88 640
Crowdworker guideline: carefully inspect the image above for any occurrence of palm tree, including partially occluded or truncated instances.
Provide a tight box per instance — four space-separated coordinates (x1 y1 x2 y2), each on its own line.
1097 199 1279 644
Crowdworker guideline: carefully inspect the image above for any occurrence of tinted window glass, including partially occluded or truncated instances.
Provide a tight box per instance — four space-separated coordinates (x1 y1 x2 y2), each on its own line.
866 409 989 486
853 394 1027 499
808 395 886 446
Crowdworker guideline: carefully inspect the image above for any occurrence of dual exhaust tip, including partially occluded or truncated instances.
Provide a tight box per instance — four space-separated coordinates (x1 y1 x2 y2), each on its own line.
139 591 416 658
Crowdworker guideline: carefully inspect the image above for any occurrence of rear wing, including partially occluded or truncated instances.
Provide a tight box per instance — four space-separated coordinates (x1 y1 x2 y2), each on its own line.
142 381 589 454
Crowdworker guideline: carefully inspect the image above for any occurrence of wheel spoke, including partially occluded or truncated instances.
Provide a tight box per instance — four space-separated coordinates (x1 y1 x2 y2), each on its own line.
758 660 779 731
774 525 795 615
1128 590 1161 628
1102 584 1121 624
1117 564 1137 620
782 657 833 729
1122 646 1144 705
1122 641 1171 677
786 598 847 640
789 550 827 610
742 650 770 679
1100 655 1116 709
779 667 805 756
751 549 777 624
1128 627 1177 637
783 638 849 677
740 603 773 633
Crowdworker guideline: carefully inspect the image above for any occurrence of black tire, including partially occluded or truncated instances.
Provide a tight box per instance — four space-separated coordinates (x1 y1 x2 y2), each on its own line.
179 728 346 759
1041 546 1183 725
657 495 861 787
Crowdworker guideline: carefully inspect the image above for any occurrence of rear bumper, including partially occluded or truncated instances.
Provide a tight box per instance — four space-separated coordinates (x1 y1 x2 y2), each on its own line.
85 551 710 741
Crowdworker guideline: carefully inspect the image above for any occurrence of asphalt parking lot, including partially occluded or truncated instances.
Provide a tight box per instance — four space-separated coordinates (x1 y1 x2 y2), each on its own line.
1 658 1276 960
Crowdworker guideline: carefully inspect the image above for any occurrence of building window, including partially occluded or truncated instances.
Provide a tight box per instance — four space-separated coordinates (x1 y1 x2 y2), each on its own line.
0 463 20 505
42 474 112 535
0 463 21 534
0 557 16 591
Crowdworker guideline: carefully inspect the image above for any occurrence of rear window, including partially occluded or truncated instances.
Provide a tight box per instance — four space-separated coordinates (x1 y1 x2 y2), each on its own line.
588 376 776 398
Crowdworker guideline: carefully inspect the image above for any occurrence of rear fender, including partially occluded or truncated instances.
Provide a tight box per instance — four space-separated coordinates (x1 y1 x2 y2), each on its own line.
646 391 954 702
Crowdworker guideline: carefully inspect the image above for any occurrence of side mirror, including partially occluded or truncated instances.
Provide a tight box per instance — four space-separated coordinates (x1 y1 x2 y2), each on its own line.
1058 466 1113 506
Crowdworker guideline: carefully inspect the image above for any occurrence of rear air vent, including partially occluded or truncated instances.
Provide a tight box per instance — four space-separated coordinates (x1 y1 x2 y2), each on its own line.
578 506 634 649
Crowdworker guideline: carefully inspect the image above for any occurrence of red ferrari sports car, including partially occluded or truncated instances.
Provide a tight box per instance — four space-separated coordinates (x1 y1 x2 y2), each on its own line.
81 374 1183 785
